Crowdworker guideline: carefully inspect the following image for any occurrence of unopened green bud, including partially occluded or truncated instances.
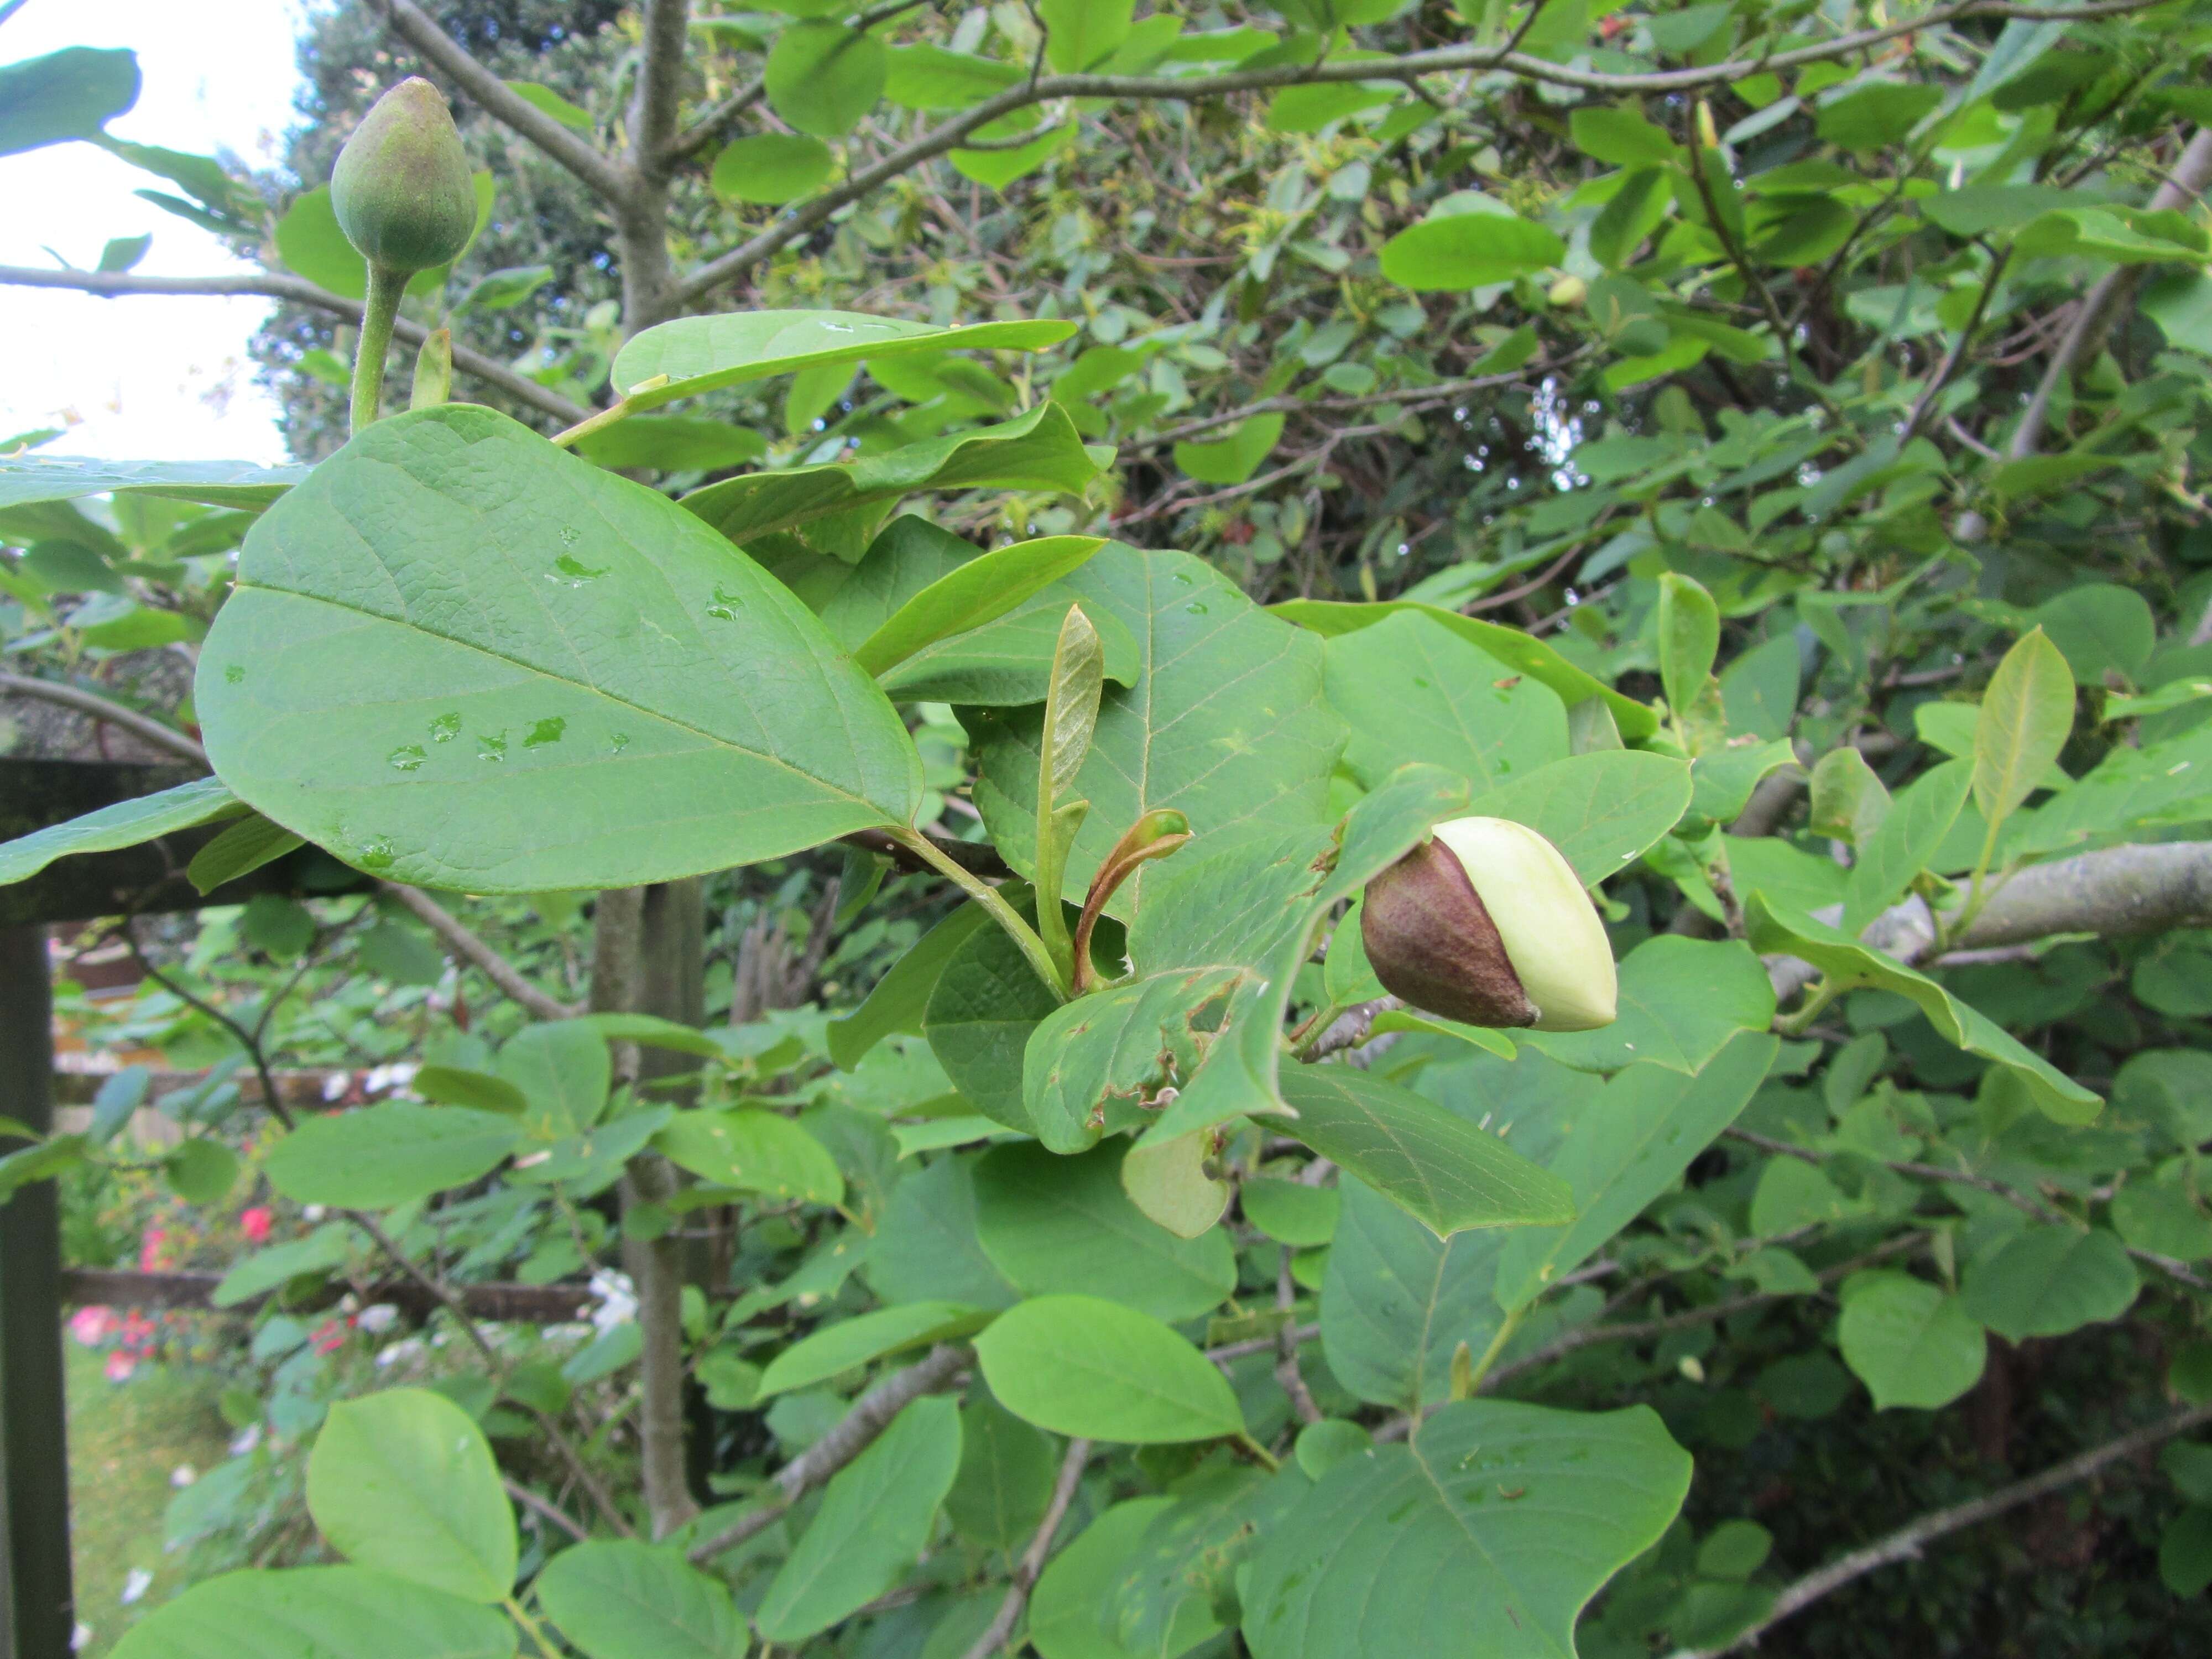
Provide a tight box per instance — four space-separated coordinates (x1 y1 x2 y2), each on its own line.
1361 816 1617 1032
332 78 474 274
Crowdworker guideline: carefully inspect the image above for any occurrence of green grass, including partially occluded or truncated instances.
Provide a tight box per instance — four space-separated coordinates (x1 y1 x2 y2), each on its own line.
65 1344 234 1657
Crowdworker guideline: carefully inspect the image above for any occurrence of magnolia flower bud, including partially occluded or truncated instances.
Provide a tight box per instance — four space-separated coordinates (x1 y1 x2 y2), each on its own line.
1361 816 1618 1032
332 79 475 274
1547 274 1588 309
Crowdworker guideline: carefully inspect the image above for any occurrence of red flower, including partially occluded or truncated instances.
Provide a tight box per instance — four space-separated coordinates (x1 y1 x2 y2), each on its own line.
310 1318 349 1355
240 1207 274 1245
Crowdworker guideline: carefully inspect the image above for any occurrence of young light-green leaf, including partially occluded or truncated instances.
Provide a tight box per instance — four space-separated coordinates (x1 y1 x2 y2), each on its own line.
1973 626 2075 830
851 536 1104 676
757 1301 990 1396
1656 570 1721 718
656 1109 844 1204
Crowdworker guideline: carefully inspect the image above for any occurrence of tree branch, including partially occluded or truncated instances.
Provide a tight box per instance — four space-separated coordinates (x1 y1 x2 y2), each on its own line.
1767 841 2212 1003
664 0 938 165
686 1344 971 1563
0 672 207 766
378 883 583 1021
59 1265 597 1323
634 0 696 173
672 0 2166 304
1673 1400 2212 1657
0 265 592 425
961 1436 1093 1659
362 0 630 200
2007 126 2212 461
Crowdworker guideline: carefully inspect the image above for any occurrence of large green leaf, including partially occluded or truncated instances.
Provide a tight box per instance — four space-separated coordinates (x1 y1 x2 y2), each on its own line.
763 21 890 137
655 1109 844 1204
0 46 139 158
974 545 1347 914
755 1395 963 1642
680 404 1105 558
926 896 1062 1130
109 1568 516 1659
974 1295 1244 1443
0 776 242 887
613 312 1076 408
1470 752 1696 884
831 901 992 1070
1113 1464 1311 1656
1495 1032 1778 1310
757 1301 990 1396
305 1389 516 1602
972 1141 1238 1321
195 405 921 891
1272 598 1658 739
1242 1400 1692 1659
1321 609 1572 792
1525 935 1776 1074
264 1105 520 1209
1277 1065 1572 1236
863 1153 1021 1309
1747 894 2100 1123
1960 1225 2140 1340
1030 1499 1182 1659
0 453 306 511
1320 1177 1511 1411
535 1542 744 1659
497 1021 610 1140
946 1397 1060 1550
1836 1271 1986 1410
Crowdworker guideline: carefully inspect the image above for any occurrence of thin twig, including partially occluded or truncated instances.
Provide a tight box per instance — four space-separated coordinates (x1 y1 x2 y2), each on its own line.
507 1477 591 1543
959 1437 1093 1659
1671 1401 2212 1657
364 0 629 199
379 883 582 1021
0 671 208 765
687 1345 971 1563
674 0 2168 304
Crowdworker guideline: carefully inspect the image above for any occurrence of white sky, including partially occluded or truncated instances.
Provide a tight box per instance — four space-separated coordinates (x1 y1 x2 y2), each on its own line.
0 0 310 464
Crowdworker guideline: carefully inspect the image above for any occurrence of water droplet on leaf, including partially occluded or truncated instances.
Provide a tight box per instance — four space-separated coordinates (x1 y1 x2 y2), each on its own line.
387 744 426 771
358 837 396 871
523 717 566 748
706 586 746 620
429 712 461 743
477 732 508 763
546 554 609 588
223 664 246 685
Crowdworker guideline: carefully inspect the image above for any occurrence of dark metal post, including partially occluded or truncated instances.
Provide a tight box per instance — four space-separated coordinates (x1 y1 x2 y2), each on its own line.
0 926 73 1658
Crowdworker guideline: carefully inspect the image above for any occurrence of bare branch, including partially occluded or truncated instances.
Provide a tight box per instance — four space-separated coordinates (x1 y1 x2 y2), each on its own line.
1767 841 2212 1003
378 883 584 1021
687 1344 971 1563
363 0 630 201
1672 1400 2212 1657
961 1437 1093 1659
674 0 2168 304
60 1265 597 1324
2008 126 2212 461
0 265 592 425
0 672 207 766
